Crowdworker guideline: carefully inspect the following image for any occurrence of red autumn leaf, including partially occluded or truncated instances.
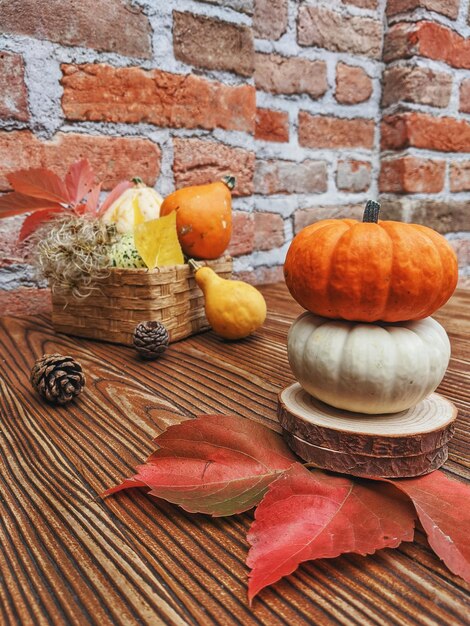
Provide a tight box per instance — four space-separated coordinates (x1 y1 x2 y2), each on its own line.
8 168 70 204
98 180 132 216
83 183 102 215
0 192 64 218
386 471 470 583
65 159 95 205
19 207 66 241
103 414 297 516
246 464 416 603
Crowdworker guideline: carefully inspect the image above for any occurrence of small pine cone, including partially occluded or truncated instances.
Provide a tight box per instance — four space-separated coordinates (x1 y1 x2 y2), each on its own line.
133 321 169 359
30 354 85 405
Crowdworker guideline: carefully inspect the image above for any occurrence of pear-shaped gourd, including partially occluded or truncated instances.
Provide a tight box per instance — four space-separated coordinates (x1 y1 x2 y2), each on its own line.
190 261 267 340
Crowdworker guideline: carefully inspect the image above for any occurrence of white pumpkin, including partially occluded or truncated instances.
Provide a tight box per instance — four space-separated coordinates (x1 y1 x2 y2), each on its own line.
287 312 450 415
101 179 163 234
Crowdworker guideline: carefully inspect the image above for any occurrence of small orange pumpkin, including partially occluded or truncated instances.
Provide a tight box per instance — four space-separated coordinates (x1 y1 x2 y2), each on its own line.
160 176 235 259
284 201 458 323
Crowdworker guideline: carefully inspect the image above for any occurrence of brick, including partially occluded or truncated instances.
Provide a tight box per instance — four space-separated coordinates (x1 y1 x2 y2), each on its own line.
0 288 51 317
254 159 327 195
297 6 382 58
0 52 28 121
61 64 256 134
379 156 445 193
381 112 470 152
234 266 284 285
450 161 470 191
336 161 371 192
253 0 288 40
0 0 151 58
255 108 289 143
299 113 375 150
198 0 253 14
384 21 470 69
0 131 160 191
254 213 285 250
386 0 459 19
342 0 378 6
383 23 415 62
459 79 470 113
0 216 24 264
173 12 254 77
173 138 254 197
335 63 372 105
229 211 255 257
448 237 470 268
382 66 452 108
380 198 470 233
294 205 364 234
255 53 327 99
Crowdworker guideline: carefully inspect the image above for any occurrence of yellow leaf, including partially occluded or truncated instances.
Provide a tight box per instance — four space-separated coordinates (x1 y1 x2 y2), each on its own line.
134 212 184 269
133 195 145 226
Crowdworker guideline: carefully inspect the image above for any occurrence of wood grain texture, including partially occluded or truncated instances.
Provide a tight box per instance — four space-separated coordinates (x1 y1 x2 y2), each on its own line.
284 431 449 478
278 386 457 476
0 284 469 626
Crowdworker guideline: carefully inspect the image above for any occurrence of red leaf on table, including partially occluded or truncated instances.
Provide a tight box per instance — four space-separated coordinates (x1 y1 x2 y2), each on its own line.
103 414 297 516
247 464 416 603
98 180 132 216
0 192 64 218
7 168 70 204
386 471 470 583
65 159 95 205
19 207 65 240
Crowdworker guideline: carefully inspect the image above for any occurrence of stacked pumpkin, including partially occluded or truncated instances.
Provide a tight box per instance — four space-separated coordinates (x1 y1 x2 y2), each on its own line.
279 200 459 477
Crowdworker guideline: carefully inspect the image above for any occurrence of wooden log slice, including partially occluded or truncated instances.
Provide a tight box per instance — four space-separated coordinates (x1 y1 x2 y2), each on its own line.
283 431 448 478
278 383 457 458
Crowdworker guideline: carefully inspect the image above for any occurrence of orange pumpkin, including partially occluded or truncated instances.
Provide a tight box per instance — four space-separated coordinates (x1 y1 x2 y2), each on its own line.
160 176 235 259
284 201 458 322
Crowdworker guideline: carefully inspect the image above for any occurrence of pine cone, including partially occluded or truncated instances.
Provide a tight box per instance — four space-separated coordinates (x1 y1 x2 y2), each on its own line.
133 321 169 359
30 354 85 405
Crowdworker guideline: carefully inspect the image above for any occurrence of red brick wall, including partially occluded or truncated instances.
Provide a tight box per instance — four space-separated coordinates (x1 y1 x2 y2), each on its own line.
381 0 470 283
0 0 468 316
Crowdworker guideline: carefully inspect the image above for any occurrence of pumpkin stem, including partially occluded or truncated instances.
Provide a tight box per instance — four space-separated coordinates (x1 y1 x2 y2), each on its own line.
131 176 144 186
188 258 202 272
363 200 380 223
221 175 236 191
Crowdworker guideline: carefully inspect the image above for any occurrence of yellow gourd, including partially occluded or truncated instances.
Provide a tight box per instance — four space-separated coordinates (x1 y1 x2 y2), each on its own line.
190 261 267 340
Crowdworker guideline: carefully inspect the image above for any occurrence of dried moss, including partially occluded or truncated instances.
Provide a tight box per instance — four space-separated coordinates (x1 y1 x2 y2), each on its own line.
31 215 118 299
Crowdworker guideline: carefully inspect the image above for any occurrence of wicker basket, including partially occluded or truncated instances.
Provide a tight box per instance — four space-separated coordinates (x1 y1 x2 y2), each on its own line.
51 257 232 345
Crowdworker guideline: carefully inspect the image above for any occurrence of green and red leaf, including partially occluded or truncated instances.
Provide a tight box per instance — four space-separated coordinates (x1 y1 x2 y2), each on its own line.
65 159 95 205
83 183 102 215
7 168 70 204
247 464 416 603
19 207 65 241
386 471 470 583
0 192 64 218
103 414 297 516
98 180 132 216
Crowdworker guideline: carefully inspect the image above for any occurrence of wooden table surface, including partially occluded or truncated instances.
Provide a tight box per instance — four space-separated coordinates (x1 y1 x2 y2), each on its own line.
0 284 469 626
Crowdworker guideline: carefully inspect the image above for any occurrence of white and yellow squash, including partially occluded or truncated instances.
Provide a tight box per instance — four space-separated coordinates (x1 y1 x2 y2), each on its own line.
101 177 163 234
287 312 450 414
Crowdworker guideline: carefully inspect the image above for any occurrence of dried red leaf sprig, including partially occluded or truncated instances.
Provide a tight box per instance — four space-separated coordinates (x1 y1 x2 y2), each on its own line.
103 414 470 603
0 159 132 240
